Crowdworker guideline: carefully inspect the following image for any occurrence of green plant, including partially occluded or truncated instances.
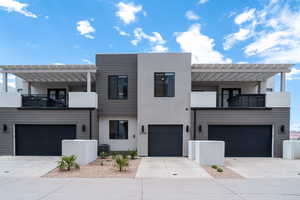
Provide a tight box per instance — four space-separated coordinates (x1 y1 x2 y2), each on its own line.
115 155 129 172
111 152 117 160
217 168 224 173
128 150 138 160
211 165 218 169
57 155 80 171
121 153 128 159
100 151 108 159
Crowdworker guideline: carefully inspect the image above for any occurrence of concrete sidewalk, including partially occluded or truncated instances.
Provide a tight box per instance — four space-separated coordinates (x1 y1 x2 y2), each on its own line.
1 177 300 200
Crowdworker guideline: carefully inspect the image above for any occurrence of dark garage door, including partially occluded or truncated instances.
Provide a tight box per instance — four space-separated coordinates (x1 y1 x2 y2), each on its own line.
208 125 272 157
148 125 183 156
15 124 76 156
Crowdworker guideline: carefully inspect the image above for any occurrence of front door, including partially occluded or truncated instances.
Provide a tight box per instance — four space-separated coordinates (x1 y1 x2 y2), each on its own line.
222 88 241 107
47 89 67 107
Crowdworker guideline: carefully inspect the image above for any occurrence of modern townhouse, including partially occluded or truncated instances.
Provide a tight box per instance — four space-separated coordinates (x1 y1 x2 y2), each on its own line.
0 53 291 157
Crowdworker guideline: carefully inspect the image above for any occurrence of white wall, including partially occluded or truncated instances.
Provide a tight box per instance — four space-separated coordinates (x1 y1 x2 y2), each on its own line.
0 93 21 107
69 92 98 108
137 53 191 156
266 92 290 107
191 91 216 107
99 116 137 151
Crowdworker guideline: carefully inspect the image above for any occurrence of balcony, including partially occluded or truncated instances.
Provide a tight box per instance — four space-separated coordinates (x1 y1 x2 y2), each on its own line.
22 94 67 108
227 94 266 108
191 91 290 109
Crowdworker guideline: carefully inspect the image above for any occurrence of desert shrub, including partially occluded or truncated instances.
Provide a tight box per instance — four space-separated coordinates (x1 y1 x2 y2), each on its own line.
115 155 129 172
100 151 109 159
217 168 224 173
58 155 80 171
128 150 138 159
211 165 218 169
121 153 128 159
111 152 117 160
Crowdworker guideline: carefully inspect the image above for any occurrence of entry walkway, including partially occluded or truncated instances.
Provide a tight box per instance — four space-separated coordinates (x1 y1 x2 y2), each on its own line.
136 157 211 178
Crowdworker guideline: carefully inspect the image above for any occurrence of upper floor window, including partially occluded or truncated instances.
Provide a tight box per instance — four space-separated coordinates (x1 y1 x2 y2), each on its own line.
109 120 128 139
108 75 128 100
154 72 175 97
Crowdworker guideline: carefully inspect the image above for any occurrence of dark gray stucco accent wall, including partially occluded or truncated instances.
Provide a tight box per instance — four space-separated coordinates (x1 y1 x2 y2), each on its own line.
191 108 290 157
96 54 137 117
0 108 98 155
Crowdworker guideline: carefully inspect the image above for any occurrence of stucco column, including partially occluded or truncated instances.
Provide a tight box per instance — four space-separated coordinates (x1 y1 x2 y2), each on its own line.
280 72 286 92
87 72 91 92
2 72 8 92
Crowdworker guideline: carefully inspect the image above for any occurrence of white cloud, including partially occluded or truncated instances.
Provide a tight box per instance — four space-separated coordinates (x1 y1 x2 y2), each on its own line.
198 0 209 4
152 45 168 53
76 20 95 39
82 59 92 64
0 0 37 18
286 67 300 80
116 2 143 24
131 28 168 52
223 28 251 50
52 62 65 65
185 10 199 21
114 26 130 36
175 23 232 64
225 1 300 63
234 8 256 25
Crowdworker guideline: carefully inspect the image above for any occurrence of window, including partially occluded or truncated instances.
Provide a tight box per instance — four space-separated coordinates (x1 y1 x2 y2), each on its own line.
109 120 128 139
108 75 128 99
221 88 241 107
154 72 175 97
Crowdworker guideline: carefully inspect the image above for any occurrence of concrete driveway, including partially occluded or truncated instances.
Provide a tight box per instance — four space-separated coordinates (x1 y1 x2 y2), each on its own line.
0 156 59 178
226 157 300 178
136 157 211 178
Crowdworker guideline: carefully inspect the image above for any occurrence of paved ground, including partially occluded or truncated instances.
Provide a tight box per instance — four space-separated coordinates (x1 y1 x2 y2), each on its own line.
226 157 300 178
0 156 58 178
1 177 300 200
136 157 211 178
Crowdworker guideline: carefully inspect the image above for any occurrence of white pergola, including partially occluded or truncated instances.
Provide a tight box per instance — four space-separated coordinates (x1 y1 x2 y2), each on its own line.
0 65 96 92
192 64 292 92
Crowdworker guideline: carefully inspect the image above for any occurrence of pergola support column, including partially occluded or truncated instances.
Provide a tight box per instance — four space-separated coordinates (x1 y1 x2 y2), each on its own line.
87 72 91 92
280 72 286 92
2 72 8 92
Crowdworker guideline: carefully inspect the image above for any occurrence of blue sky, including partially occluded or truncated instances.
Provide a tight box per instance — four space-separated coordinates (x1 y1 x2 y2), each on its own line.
0 0 299 130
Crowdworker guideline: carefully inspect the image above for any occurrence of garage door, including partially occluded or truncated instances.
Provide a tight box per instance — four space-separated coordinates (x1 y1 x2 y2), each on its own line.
208 125 272 157
15 124 76 156
148 125 183 156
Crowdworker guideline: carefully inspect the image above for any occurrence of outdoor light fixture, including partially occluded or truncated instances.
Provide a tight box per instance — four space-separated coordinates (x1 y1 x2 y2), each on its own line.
3 124 7 132
82 125 86 132
280 125 285 133
141 125 145 133
186 125 189 132
198 125 202 132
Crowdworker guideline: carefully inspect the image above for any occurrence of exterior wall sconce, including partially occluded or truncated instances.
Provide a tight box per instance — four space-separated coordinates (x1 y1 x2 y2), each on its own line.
186 125 189 132
280 125 285 133
141 125 145 133
3 124 7 132
198 125 202 133
82 125 86 132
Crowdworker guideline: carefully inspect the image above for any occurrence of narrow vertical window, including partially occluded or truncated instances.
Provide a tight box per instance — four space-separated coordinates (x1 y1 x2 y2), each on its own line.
154 72 175 97
108 75 128 99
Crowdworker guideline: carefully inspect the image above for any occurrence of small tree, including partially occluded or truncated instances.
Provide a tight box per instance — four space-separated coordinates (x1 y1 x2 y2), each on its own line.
115 155 129 172
58 155 80 171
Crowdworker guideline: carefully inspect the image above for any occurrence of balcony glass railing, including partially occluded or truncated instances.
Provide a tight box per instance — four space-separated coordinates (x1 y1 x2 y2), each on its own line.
21 94 67 108
227 94 266 108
